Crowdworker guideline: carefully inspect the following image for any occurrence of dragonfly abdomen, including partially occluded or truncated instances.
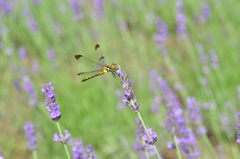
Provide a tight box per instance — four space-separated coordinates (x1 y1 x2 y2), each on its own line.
82 71 106 82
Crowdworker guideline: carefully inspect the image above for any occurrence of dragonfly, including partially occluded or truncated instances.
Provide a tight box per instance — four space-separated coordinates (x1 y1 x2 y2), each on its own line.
75 44 119 82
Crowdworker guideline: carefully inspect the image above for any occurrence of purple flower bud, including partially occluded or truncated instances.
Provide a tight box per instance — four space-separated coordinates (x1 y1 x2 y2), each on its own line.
23 122 38 151
18 47 28 60
53 130 70 143
28 18 38 33
70 0 84 21
176 0 187 35
42 82 61 121
202 2 210 21
0 0 12 14
142 128 157 145
32 60 40 72
93 0 104 19
33 0 42 6
23 76 39 106
47 49 56 62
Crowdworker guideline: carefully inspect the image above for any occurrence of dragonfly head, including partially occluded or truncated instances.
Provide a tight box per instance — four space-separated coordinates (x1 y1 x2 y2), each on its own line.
110 63 118 70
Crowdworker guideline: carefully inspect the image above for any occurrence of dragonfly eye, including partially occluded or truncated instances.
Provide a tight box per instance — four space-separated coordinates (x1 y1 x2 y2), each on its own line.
111 63 118 70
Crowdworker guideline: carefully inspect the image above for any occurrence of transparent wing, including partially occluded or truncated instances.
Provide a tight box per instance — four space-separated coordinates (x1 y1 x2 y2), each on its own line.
75 55 104 68
77 70 102 76
95 44 106 68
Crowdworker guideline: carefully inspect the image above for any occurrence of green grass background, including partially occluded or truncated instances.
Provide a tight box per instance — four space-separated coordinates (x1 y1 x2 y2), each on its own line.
1 0 240 158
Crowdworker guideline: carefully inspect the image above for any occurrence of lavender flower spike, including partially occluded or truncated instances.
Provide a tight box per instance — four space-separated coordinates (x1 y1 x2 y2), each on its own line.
68 139 84 159
142 128 158 145
85 145 97 159
42 82 61 121
53 130 70 144
23 122 38 151
117 66 140 112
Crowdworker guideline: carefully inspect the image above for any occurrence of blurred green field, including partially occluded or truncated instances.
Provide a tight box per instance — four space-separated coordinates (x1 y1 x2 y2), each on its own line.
1 0 240 158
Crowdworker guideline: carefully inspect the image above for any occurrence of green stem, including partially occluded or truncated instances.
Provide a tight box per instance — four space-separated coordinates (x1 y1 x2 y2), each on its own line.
137 112 162 159
32 150 38 159
202 135 218 159
56 122 71 159
173 135 183 159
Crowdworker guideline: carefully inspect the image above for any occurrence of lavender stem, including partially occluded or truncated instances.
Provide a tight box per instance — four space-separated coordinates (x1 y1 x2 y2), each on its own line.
173 135 183 159
137 112 162 159
56 122 71 159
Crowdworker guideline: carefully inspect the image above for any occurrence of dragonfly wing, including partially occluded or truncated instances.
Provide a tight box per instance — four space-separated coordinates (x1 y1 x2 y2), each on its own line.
95 44 106 68
77 70 102 76
75 55 104 68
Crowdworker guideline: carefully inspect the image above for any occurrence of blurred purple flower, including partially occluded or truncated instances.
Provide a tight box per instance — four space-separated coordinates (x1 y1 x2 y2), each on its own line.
85 145 97 159
153 18 169 56
187 97 206 135
23 122 38 151
134 117 159 158
13 79 21 92
70 0 84 21
23 76 39 106
0 0 12 14
149 70 159 94
136 117 145 138
28 18 39 33
142 128 157 145
93 0 104 19
0 152 3 159
33 0 42 6
151 96 161 114
210 49 219 69
5 48 12 56
115 89 125 110
53 130 70 143
195 2 211 24
18 46 28 60
176 0 187 36
47 49 56 62
41 82 61 121
202 2 210 21
68 139 84 159
117 66 140 112
0 41 3 50
32 60 40 72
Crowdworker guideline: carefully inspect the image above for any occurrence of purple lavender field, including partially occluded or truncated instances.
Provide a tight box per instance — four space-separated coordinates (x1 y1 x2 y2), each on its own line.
1 0 240 159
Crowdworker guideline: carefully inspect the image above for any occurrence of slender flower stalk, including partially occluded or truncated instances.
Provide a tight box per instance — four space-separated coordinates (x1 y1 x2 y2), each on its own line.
117 66 162 159
155 74 200 158
41 82 70 159
23 122 38 159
